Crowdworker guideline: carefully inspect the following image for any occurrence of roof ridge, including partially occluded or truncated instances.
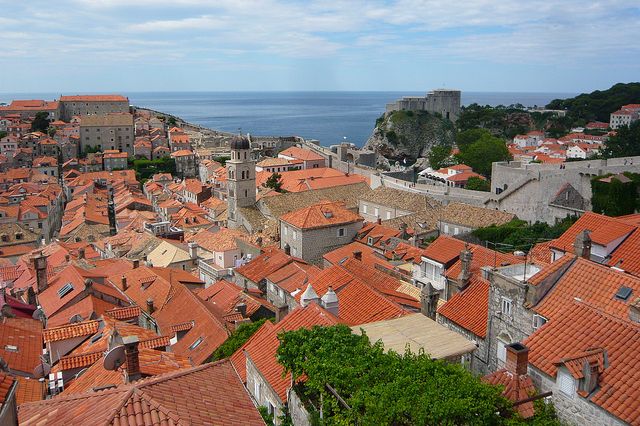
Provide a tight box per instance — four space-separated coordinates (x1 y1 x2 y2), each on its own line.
135 359 231 389
571 298 640 330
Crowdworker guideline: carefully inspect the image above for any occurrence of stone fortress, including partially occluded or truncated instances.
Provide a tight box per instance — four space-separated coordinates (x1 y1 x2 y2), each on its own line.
386 89 462 122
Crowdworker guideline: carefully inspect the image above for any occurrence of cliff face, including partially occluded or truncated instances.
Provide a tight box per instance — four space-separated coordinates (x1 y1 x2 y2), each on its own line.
363 110 455 168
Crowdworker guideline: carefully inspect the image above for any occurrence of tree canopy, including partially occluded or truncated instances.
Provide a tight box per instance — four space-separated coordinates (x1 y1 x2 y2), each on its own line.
466 176 490 192
264 172 286 193
456 133 511 177
209 318 269 361
30 111 50 133
427 144 453 169
591 172 640 216
600 120 640 159
470 218 577 251
277 325 518 425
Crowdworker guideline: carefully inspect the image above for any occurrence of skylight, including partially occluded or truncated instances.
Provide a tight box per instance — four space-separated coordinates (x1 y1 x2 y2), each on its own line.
615 286 633 301
189 337 204 350
57 283 74 298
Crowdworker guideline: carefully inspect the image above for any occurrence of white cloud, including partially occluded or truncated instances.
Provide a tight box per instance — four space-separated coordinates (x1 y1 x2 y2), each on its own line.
127 15 225 32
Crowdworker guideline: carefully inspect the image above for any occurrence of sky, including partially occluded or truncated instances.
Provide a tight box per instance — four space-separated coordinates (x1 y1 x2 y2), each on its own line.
1 0 639 93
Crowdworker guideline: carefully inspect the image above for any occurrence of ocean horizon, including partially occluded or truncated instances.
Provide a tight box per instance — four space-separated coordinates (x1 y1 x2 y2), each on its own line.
0 91 575 147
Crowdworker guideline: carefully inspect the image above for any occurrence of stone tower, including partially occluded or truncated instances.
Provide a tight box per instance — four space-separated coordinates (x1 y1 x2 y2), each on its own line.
227 134 255 229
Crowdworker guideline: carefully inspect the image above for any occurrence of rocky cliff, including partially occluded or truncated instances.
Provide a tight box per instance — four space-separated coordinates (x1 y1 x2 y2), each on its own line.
363 110 455 169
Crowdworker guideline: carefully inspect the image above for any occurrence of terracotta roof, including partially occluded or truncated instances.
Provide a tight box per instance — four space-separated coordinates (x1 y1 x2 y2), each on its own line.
43 320 100 343
527 253 575 286
60 95 128 102
279 146 324 161
0 373 14 405
483 370 535 419
19 360 263 425
421 235 467 266
533 257 640 320
445 244 520 280
186 227 252 253
104 306 142 321
440 203 515 229
170 149 194 157
197 279 274 322
235 246 297 284
265 262 321 294
524 301 640 425
323 241 395 270
15 376 45 405
0 318 43 374
257 167 367 193
551 212 635 251
46 296 119 328
280 200 362 230
230 304 339 402
437 275 490 337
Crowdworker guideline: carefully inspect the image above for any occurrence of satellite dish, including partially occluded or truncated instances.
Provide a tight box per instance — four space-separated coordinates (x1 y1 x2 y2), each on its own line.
32 308 45 320
69 314 83 324
33 362 51 378
103 345 126 371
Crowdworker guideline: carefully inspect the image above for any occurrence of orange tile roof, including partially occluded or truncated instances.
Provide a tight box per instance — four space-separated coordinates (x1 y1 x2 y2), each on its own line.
235 246 297 284
445 243 520 280
14 376 44 405
323 241 395 270
186 227 253 252
0 318 43 374
46 296 119 328
264 262 321 294
421 235 466 265
437 275 490 337
197 280 274 321
280 200 362 230
230 304 339 402
607 228 640 277
0 373 14 404
104 305 142 321
483 369 536 419
532 257 640 320
19 360 263 425
551 212 635 251
43 320 100 343
279 146 324 161
62 348 193 395
527 253 575 286
170 149 194 157
524 301 640 425
334 278 408 325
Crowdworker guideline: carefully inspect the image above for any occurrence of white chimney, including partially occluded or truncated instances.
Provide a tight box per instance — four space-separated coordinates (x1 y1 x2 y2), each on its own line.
300 284 320 307
188 242 198 260
321 286 339 317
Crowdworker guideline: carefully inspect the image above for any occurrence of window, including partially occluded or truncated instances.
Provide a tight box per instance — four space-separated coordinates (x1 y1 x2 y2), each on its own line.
557 370 575 397
454 227 459 235
254 381 261 400
283 226 288 236
58 283 74 298
292 247 298 256
444 224 449 233
337 228 345 237
497 339 508 365
367 237 374 245
532 314 547 330
501 297 512 316
362 204 367 214
189 337 204 350
4 345 18 352
374 207 379 217
386 211 391 219
292 230 297 240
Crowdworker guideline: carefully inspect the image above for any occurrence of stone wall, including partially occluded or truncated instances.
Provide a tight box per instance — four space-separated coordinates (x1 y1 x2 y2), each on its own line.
288 389 313 426
61 100 129 121
246 355 286 424
436 314 487 375
529 366 626 426
281 221 363 265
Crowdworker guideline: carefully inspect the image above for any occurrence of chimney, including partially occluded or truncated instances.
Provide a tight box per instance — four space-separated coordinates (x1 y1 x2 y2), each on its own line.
107 186 117 236
283 244 291 256
321 286 339 317
65 254 70 263
33 252 48 293
78 247 85 260
399 222 409 239
121 275 128 291
457 247 473 287
236 302 247 318
629 297 640 323
300 284 320 307
505 342 529 376
132 259 140 269
146 298 155 314
377 217 382 225
84 279 93 294
420 283 439 320
573 230 592 259
353 250 362 261
122 335 141 383
275 303 288 323
188 242 198 260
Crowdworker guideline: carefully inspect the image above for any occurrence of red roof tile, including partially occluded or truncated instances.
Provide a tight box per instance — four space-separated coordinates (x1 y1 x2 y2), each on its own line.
551 212 635 251
421 235 467 265
235 246 297 284
0 318 43 374
280 200 362 230
483 370 536 419
437 276 489 337
43 320 100 343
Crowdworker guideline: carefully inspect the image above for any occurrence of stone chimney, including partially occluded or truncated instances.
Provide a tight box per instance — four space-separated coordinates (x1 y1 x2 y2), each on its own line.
84 279 93 294
457 246 473 287
376 217 382 225
505 342 529 375
300 284 320 307
188 242 198 260
573 230 592 259
320 286 339 317
132 259 140 269
275 303 288 323
629 297 640 323
107 186 117 237
33 252 48 293
420 282 439 320
353 250 362 261
121 275 128 291
236 302 247 318
122 335 141 383
146 298 155 314
283 244 291 256
78 247 85 260
399 223 409 239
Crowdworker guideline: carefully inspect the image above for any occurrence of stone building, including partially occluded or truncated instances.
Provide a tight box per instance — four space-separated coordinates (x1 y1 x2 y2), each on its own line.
170 150 197 178
279 201 364 264
386 89 461 122
79 113 134 155
59 95 129 121
226 135 256 229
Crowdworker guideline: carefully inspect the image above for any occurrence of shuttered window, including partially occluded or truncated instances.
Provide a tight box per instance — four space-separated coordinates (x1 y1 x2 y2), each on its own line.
557 370 575 397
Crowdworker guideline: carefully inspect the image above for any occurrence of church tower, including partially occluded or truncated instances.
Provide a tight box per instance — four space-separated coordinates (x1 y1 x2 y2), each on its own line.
227 134 255 229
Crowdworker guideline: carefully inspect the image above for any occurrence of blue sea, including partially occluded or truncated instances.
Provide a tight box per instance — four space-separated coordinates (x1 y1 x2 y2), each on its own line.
0 91 574 147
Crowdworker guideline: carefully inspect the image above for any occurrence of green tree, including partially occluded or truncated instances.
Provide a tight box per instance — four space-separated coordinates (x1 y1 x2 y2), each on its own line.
209 319 269 361
428 144 453 169
213 156 230 166
600 121 640 159
0 131 7 139
591 172 640 216
471 217 577 251
456 134 511 177
264 172 286 193
47 127 56 137
277 325 515 425
456 128 493 150
167 116 177 127
466 176 490 191
31 111 50 133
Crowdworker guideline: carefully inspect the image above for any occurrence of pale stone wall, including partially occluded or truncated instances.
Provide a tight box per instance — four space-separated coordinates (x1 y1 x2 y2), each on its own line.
61 101 129 121
246 356 285 424
288 389 313 426
280 220 363 265
529 366 627 426
436 314 485 375
80 125 134 154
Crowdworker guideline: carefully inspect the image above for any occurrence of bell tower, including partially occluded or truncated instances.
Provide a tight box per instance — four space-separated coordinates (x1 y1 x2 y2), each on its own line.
227 134 255 228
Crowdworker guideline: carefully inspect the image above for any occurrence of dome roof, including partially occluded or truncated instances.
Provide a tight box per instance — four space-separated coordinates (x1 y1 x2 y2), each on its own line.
230 134 250 150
